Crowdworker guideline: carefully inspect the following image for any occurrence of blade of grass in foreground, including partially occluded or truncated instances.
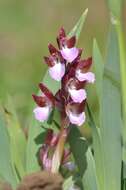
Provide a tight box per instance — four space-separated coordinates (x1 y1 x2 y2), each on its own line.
82 148 98 190
26 9 88 173
91 40 105 190
88 25 122 190
4 97 26 179
100 24 122 190
0 106 17 188
68 127 98 190
106 0 123 19
114 14 126 189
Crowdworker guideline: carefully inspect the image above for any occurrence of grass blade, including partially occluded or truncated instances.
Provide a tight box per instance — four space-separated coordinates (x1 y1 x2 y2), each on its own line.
4 97 26 179
100 24 122 190
0 106 17 188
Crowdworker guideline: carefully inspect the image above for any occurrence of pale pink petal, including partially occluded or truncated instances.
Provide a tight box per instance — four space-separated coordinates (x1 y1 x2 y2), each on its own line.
33 106 50 122
61 47 79 62
49 62 65 81
76 70 95 83
67 111 86 126
69 89 87 103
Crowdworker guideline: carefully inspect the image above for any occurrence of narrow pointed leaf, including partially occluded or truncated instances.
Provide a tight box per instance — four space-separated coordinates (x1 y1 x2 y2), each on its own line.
83 148 98 190
68 8 88 40
100 25 122 190
63 176 74 190
106 0 123 19
87 105 105 190
0 107 17 188
4 97 26 179
68 127 88 177
93 39 104 106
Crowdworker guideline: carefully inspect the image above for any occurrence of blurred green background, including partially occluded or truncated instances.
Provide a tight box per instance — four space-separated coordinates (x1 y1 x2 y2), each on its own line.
0 0 125 124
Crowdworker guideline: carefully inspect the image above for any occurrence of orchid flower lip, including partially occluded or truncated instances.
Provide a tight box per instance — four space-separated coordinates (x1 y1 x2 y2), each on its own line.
33 27 95 127
68 88 87 103
66 109 86 126
61 46 79 62
33 106 51 122
49 61 65 81
76 70 95 83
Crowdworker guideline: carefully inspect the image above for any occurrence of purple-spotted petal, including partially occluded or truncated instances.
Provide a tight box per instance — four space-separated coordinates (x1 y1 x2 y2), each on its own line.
69 89 87 103
49 62 65 81
67 111 86 126
76 70 95 83
61 47 79 62
33 106 50 122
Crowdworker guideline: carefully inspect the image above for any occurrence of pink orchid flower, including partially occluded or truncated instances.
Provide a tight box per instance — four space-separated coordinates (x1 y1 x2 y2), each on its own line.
32 83 55 122
57 28 79 62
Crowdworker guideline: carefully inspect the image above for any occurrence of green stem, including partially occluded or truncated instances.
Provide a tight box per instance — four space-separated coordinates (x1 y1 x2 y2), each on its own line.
51 127 68 173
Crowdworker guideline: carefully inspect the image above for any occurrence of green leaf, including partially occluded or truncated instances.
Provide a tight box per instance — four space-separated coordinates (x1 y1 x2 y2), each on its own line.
100 24 122 190
68 127 88 177
68 127 98 190
4 97 27 179
68 8 88 40
106 0 123 20
87 105 104 190
26 9 88 174
93 39 104 108
0 106 17 188
116 21 126 170
82 148 98 190
88 25 122 190
63 176 74 190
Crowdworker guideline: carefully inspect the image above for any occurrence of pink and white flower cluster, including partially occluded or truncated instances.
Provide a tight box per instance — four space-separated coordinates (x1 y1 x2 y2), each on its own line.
33 27 95 126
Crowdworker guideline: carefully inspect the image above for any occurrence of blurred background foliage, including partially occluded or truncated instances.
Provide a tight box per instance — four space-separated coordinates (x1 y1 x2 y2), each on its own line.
0 0 125 125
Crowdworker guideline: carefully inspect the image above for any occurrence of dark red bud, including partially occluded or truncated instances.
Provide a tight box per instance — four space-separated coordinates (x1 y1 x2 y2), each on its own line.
67 36 76 48
57 37 60 49
39 83 55 105
32 94 46 107
48 44 58 55
44 56 54 67
77 57 92 71
58 27 66 38
67 101 86 115
77 48 83 59
45 129 53 145
77 101 86 113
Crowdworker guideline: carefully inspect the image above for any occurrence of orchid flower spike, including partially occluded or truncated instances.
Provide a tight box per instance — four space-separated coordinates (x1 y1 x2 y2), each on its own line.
33 27 95 127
